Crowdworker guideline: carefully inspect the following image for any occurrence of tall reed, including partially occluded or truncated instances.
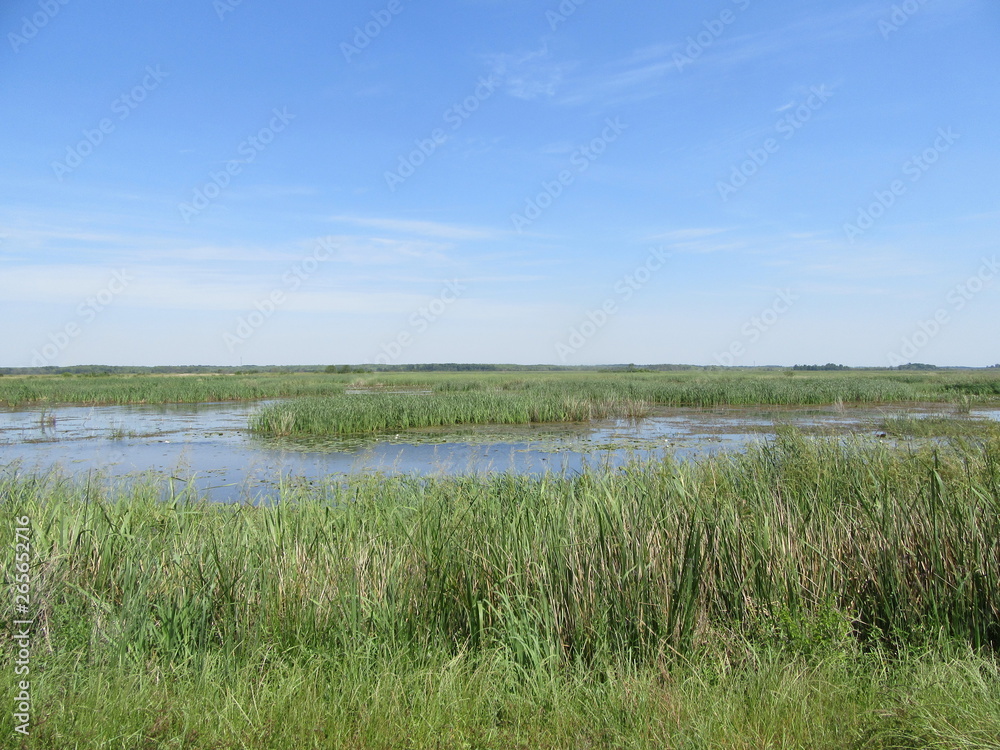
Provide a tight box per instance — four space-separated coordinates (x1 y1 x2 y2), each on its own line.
5 433 998 672
249 392 651 435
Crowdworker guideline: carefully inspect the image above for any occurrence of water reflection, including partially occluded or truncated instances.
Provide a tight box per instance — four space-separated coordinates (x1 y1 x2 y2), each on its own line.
0 400 995 502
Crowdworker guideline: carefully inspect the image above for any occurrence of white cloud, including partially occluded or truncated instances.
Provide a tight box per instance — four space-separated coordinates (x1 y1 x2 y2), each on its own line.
486 45 578 101
328 215 498 241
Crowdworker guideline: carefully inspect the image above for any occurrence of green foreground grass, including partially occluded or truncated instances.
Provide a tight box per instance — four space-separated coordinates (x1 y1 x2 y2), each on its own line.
4 642 1000 749
3 432 1000 747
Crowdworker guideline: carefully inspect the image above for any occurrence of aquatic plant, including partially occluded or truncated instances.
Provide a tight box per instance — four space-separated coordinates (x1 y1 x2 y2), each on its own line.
249 391 652 435
248 369 1000 436
3 434 1000 746
6 435 999 664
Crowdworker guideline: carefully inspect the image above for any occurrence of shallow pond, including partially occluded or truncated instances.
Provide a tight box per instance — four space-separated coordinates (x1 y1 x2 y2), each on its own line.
1 401 996 502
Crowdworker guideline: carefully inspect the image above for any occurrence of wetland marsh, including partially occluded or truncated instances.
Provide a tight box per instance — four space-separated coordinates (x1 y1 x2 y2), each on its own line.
3 369 999 501
2 369 1000 748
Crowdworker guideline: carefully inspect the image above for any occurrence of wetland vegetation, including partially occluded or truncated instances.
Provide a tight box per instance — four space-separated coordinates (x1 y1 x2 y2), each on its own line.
2 368 1000 747
247 368 1000 436
2 367 1000 410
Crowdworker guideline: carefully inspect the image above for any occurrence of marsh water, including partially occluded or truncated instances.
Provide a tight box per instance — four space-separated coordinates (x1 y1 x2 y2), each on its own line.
1 400 997 502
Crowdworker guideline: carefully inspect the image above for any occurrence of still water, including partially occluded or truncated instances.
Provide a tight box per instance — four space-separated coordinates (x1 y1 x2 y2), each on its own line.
1 401 996 502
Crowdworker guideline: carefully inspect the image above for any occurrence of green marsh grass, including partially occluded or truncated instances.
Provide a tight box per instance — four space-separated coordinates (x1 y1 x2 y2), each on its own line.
249 370 1000 436
0 372 349 407
250 391 651 435
4 368 1000 410
3 433 1000 746
880 414 1000 438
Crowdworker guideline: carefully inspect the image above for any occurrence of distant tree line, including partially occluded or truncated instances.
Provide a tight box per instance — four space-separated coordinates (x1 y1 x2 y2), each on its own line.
324 365 372 374
792 363 852 371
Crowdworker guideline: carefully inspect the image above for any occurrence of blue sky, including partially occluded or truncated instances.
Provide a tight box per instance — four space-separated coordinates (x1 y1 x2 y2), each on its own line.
2 0 998 367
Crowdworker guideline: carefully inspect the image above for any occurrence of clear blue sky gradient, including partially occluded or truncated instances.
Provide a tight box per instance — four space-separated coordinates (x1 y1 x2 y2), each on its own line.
3 0 998 367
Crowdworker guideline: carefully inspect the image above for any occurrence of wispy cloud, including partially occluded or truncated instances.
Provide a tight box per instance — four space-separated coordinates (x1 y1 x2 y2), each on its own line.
645 228 729 243
513 4 892 109
327 215 499 241
0 262 461 315
485 45 578 101
555 53 678 107
676 3 892 73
